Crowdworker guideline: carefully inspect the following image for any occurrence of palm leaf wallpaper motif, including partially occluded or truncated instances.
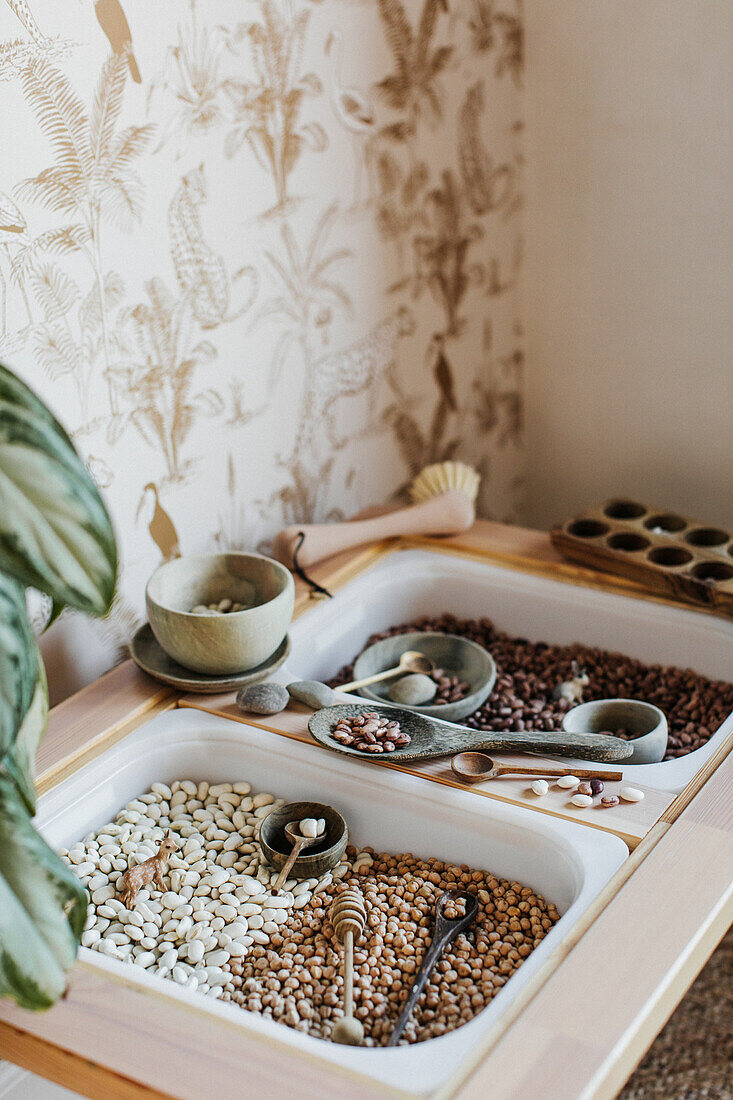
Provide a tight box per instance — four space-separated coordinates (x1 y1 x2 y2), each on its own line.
0 0 524 690
224 0 327 214
14 54 153 419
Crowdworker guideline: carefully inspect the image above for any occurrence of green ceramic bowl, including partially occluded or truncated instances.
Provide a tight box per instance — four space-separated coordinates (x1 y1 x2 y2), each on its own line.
351 631 496 721
562 698 668 764
146 552 294 676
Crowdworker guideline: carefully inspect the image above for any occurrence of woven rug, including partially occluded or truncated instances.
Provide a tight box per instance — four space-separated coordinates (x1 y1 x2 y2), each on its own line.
619 926 733 1098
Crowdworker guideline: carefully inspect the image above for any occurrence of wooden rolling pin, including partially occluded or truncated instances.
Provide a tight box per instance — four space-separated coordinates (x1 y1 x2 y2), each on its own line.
330 887 367 1045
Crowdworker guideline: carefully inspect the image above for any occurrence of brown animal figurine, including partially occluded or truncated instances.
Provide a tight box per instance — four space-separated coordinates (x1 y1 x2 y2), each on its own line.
118 832 179 908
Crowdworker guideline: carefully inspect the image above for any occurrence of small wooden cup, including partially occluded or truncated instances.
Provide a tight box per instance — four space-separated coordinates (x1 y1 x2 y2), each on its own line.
258 801 348 879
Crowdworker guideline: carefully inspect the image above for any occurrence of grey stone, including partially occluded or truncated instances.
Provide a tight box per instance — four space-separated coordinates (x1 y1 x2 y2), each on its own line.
388 673 437 706
287 680 336 709
236 681 289 715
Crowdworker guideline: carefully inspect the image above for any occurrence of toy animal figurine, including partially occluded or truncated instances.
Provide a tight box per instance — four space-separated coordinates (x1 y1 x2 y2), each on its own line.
553 661 590 704
118 832 179 908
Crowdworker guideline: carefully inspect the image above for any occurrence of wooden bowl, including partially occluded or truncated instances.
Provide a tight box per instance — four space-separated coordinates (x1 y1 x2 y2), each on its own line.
351 631 496 721
145 552 294 675
258 801 348 879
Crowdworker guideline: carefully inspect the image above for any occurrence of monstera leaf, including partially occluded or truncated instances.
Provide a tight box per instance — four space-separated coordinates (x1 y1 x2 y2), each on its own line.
0 365 117 617
0 363 118 1009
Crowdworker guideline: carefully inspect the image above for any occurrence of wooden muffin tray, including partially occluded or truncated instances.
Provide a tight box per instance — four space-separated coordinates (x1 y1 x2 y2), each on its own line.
551 499 733 618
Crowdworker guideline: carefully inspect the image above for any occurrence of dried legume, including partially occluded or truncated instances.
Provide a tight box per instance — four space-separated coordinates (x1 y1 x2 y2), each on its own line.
328 615 733 760
333 712 410 754
226 848 560 1045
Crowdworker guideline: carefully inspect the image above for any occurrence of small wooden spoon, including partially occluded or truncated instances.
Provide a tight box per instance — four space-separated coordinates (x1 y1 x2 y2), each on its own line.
272 821 323 893
339 650 434 693
451 751 623 783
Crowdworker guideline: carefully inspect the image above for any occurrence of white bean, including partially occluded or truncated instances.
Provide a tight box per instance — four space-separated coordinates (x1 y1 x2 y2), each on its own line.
91 886 115 904
187 940 205 963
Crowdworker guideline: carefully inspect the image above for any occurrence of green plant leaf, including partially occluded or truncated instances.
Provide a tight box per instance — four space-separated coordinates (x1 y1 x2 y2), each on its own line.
0 774 86 1010
3 661 48 814
0 364 117 615
0 573 38 760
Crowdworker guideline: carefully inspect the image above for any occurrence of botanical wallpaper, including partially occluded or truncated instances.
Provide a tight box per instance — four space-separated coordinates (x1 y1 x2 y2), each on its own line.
0 0 525 696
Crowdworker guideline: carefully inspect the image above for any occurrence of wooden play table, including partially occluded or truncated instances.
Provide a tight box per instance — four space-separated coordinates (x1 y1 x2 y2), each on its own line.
1 521 731 1100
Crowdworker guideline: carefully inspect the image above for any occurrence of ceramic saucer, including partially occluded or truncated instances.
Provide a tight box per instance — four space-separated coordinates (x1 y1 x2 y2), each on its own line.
130 623 291 693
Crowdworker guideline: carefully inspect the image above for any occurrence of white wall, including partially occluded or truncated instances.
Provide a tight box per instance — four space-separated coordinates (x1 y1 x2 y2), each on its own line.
523 2 733 530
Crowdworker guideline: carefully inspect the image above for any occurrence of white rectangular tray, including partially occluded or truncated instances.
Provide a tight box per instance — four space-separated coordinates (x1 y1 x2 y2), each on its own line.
37 708 627 1097
284 548 733 792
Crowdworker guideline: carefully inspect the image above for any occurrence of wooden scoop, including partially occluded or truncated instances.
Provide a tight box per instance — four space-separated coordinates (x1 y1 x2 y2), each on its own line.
386 890 479 1046
451 752 623 783
271 821 323 893
309 703 634 764
339 650 434 693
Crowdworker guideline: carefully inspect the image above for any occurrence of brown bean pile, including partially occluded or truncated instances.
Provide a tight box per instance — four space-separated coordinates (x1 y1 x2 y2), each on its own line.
605 727 637 741
333 712 409 754
328 614 733 760
224 847 559 1046
430 668 471 705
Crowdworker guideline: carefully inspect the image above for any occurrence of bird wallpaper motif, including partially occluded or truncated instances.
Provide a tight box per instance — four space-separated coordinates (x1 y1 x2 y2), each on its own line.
0 0 525 699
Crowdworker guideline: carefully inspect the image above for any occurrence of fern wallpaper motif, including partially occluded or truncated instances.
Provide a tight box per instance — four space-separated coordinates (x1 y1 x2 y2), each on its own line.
0 0 524 697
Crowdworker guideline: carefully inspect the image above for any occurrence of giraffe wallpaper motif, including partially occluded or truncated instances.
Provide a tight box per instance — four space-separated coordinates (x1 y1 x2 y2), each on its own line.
0 0 525 699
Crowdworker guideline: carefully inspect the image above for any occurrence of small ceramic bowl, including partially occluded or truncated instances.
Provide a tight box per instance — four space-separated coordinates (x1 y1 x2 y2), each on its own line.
351 631 496 721
146 552 294 676
258 801 348 879
562 698 668 764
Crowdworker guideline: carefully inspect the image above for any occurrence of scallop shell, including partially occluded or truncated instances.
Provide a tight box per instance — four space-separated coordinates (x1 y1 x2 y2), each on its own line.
409 462 481 504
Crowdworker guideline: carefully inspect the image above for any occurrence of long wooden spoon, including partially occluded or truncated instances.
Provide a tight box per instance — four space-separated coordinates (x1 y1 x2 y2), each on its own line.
309 703 634 764
386 890 479 1046
339 650 434 693
451 751 623 783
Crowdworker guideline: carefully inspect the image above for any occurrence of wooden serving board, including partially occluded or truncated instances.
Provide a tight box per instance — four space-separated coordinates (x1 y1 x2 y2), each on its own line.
551 499 733 618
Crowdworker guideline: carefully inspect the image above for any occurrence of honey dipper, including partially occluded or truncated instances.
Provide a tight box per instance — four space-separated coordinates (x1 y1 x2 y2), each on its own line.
330 888 367 1045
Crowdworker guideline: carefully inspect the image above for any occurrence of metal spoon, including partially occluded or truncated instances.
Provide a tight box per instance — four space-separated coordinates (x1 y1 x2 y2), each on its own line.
386 890 479 1047
271 821 323 893
451 751 623 784
339 650 434 693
